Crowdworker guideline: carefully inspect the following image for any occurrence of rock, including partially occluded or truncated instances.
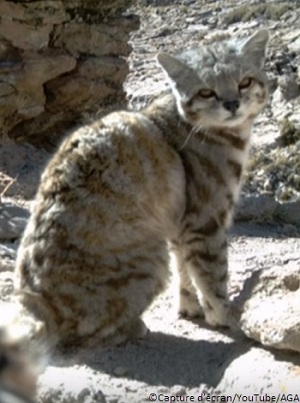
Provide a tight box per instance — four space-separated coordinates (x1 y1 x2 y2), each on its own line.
288 36 300 53
77 388 107 403
275 200 300 225
0 0 139 149
283 16 300 35
0 1 69 27
140 0 175 5
236 195 300 226
113 366 129 377
0 18 52 51
52 22 133 58
0 202 30 241
237 262 300 353
235 194 277 222
0 243 17 272
0 144 49 199
171 385 186 396
0 271 14 301
218 346 300 394
277 74 300 102
0 52 77 134
38 366 107 403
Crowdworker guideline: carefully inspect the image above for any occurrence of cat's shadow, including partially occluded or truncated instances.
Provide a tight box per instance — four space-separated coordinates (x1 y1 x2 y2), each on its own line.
52 330 251 388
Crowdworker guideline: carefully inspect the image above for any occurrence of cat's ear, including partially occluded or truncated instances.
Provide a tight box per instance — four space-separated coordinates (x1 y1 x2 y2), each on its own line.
239 29 269 68
156 53 200 101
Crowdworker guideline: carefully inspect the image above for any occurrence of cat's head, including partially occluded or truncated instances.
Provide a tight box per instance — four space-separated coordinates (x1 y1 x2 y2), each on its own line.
157 29 269 130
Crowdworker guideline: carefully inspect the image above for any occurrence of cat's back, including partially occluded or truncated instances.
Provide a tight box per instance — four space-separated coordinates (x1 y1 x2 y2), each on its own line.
42 109 181 199
17 107 185 271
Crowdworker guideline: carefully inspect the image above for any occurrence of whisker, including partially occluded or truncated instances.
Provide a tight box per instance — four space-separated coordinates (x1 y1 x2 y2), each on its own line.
179 128 195 150
200 127 210 145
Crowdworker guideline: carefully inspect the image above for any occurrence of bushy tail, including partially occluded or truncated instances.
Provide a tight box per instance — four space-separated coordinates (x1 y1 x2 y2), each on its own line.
0 302 52 402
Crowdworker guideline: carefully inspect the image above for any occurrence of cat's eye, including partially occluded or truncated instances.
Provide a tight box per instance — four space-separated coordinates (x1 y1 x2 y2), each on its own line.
239 77 253 90
197 88 216 99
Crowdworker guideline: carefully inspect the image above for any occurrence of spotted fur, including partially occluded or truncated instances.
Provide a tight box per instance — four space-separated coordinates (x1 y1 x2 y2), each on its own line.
14 29 269 347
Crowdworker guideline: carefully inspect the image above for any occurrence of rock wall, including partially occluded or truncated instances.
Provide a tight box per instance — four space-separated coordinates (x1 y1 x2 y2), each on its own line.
0 0 139 149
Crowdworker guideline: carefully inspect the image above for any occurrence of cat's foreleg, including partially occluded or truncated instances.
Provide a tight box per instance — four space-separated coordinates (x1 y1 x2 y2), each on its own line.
176 230 229 327
189 235 229 327
172 246 205 318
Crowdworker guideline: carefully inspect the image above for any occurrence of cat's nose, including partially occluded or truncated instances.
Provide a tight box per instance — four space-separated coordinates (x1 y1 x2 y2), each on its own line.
223 99 240 113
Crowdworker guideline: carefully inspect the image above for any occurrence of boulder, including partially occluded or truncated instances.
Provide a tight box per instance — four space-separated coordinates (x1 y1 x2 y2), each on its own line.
218 346 300 394
0 202 30 241
0 0 139 149
236 195 300 226
0 243 17 273
235 194 277 222
236 262 300 353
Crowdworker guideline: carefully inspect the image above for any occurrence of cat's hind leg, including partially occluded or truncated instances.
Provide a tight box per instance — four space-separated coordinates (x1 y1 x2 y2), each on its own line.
77 238 171 347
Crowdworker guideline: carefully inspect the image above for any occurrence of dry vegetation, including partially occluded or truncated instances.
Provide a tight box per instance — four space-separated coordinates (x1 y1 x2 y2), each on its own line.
246 141 300 202
279 118 300 146
222 3 292 25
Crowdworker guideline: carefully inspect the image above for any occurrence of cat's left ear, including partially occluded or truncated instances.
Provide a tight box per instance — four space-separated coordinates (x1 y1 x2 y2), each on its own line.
156 53 200 101
239 29 269 68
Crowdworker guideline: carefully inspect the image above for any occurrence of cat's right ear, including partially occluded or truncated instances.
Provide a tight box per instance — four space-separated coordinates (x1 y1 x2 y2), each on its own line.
156 53 200 101
239 29 270 69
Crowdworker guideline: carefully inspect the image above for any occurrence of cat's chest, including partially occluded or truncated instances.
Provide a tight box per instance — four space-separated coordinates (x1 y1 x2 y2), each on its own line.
179 135 251 204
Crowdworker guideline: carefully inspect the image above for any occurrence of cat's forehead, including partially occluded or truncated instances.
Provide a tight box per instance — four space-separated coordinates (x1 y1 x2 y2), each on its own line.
178 41 244 81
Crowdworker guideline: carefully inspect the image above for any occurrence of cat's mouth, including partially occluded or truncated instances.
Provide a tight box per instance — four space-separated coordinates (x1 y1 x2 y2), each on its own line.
222 112 247 127
226 111 242 120
225 113 242 121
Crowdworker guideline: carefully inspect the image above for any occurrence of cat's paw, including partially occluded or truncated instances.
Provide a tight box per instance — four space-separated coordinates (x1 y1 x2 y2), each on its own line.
123 318 149 341
179 289 204 319
203 300 229 328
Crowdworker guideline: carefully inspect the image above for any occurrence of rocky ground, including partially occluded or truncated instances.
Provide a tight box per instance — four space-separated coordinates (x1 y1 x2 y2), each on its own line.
1 0 300 402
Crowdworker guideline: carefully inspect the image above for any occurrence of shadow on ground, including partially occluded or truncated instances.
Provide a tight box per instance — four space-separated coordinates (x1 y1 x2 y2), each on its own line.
52 331 251 388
